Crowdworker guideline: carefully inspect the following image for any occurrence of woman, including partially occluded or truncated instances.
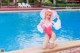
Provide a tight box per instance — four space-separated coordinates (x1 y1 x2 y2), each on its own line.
37 9 61 49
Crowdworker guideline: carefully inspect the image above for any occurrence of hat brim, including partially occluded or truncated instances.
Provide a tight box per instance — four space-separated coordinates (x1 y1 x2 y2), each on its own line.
40 9 58 20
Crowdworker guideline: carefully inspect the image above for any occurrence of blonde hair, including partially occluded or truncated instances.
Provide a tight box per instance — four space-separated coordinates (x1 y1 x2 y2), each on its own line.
44 10 52 21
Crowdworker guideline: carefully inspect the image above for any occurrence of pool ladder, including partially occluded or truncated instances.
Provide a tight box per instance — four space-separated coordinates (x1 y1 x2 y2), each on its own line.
0 48 4 53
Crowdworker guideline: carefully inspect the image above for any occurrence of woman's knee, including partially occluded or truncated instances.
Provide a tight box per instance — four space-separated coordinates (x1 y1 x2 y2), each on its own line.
42 45 47 49
49 40 57 48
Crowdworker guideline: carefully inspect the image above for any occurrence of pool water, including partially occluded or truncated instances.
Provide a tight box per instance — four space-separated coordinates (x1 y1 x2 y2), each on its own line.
0 11 80 51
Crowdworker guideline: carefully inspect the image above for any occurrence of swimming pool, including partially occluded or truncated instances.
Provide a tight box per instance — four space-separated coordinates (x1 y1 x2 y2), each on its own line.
0 11 80 52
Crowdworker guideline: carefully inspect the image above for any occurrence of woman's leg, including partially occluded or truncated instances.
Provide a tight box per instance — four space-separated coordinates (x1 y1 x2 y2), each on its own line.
49 40 57 49
49 32 57 49
43 34 49 49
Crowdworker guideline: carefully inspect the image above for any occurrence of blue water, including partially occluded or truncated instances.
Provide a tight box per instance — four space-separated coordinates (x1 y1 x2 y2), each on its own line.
0 11 80 52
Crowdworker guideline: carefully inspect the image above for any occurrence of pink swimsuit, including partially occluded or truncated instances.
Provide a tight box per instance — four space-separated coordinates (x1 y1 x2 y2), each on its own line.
42 24 53 39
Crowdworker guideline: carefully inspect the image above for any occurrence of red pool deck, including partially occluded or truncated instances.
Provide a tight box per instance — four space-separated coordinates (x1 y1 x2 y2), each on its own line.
0 7 56 11
0 7 80 12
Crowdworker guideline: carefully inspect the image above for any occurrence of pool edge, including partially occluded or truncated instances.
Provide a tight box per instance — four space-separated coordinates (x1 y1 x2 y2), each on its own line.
3 40 80 53
0 9 80 13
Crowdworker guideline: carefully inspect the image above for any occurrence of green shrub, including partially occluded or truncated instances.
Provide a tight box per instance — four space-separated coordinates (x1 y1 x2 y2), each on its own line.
2 0 8 6
29 3 34 5
18 0 23 3
34 0 40 3
2 3 8 6
29 0 34 3
53 3 80 7
55 3 66 7
67 3 79 7
42 0 54 6
2 0 8 3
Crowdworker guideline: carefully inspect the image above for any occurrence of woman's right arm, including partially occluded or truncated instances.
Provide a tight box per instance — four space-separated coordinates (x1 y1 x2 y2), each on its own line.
37 20 44 33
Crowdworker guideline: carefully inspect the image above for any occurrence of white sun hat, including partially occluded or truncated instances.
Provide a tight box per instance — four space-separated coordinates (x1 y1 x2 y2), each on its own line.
40 9 59 20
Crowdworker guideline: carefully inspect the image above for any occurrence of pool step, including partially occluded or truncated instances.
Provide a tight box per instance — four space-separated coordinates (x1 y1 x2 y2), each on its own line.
3 40 80 53
52 47 80 53
42 40 80 53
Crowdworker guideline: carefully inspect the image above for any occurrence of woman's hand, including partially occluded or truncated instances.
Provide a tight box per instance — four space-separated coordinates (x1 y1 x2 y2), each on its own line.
56 15 59 19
